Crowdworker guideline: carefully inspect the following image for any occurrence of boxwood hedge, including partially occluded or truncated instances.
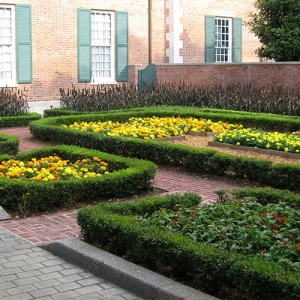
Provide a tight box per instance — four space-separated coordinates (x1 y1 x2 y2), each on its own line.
0 112 41 127
78 192 300 300
29 107 300 192
0 133 19 155
0 145 157 212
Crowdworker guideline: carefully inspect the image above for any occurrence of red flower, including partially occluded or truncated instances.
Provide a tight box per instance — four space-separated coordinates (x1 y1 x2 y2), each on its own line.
191 210 196 217
283 241 288 245
278 214 287 222
273 223 279 230
272 213 277 219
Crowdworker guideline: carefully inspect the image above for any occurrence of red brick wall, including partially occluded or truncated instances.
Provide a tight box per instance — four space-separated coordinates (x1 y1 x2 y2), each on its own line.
156 63 300 90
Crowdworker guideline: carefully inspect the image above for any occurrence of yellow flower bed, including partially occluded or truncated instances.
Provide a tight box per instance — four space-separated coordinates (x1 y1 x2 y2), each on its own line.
215 128 300 153
0 155 109 181
61 117 242 139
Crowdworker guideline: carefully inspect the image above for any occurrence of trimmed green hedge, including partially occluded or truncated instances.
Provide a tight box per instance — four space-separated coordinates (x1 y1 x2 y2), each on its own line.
43 107 149 118
232 186 300 208
0 112 41 127
0 145 157 212
43 106 300 132
77 192 300 300
0 133 19 155
29 108 300 192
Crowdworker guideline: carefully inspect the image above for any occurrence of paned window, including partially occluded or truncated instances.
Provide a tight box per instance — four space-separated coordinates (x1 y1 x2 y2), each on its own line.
205 16 242 63
215 17 232 62
78 9 128 83
0 5 15 85
0 4 32 87
91 11 114 83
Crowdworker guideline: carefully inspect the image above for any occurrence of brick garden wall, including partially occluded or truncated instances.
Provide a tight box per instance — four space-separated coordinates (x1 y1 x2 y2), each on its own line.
156 63 300 90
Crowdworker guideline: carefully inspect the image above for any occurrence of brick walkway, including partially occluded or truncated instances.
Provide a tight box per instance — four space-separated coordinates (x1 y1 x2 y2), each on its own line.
0 127 246 246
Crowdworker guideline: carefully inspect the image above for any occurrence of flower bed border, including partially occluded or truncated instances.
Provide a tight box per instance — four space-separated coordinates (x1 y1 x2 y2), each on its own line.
0 145 157 212
0 133 19 155
29 109 300 192
78 192 300 300
188 131 220 137
153 132 219 142
208 141 300 159
153 135 185 141
0 112 41 127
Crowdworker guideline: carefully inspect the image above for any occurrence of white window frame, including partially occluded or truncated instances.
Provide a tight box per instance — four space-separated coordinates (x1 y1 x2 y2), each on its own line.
91 10 116 85
215 17 232 63
0 4 17 87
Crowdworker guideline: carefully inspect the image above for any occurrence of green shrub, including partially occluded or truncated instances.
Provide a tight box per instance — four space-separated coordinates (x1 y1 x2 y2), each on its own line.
43 106 300 133
0 133 19 155
29 109 300 192
0 145 156 213
0 113 41 127
266 164 300 191
77 193 300 300
232 187 300 208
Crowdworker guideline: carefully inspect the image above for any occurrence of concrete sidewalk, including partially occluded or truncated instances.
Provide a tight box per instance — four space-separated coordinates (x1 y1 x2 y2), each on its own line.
0 226 218 300
0 226 143 300
27 100 60 116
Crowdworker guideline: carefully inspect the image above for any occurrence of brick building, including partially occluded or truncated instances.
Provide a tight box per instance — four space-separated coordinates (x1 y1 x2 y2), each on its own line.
0 0 263 102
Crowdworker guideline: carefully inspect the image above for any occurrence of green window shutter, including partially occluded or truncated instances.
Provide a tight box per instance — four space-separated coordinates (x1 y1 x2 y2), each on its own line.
205 16 215 63
116 11 128 82
16 5 32 83
233 18 242 62
78 9 91 82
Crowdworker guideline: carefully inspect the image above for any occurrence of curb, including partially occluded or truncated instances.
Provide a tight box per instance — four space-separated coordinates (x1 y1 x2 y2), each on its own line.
0 206 11 221
42 238 219 300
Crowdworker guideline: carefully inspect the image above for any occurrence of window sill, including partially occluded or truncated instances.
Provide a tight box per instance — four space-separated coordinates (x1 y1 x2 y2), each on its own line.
91 80 117 85
0 82 18 88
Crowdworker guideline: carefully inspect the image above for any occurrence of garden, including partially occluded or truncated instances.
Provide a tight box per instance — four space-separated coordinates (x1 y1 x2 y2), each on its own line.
1 84 300 299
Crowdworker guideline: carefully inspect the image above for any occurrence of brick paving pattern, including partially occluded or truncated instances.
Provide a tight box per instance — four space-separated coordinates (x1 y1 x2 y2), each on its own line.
0 210 79 247
0 126 246 246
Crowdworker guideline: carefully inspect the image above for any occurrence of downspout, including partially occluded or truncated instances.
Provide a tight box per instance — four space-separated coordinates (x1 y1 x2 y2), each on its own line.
148 0 152 64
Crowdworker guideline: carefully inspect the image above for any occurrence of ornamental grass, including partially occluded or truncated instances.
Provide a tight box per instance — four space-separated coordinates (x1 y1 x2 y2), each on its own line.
0 155 109 181
0 87 29 117
61 116 242 139
214 128 300 153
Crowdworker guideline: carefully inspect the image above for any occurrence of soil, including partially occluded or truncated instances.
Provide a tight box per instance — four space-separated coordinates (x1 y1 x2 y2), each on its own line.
170 135 300 165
